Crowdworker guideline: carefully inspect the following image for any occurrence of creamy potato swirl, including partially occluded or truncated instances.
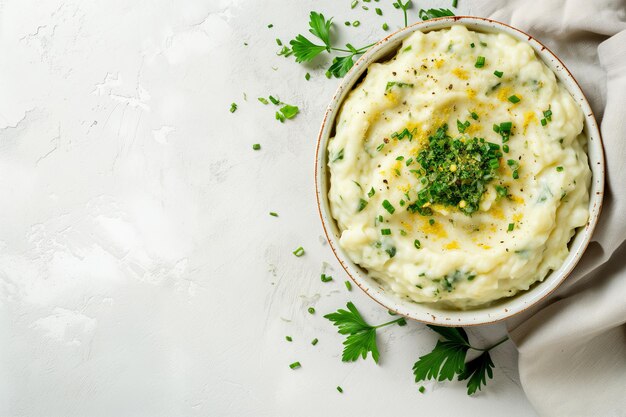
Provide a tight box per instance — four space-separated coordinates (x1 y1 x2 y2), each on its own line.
327 25 591 309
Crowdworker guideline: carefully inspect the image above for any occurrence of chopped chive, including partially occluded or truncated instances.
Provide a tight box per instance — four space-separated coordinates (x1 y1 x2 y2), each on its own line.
382 22 389 30
269 95 280 105
286 336 293 342
351 0 358 8
289 361 301 369
512 170 519 179
556 166 564 172
388 310 397 315
543 109 552 120
337 386 343 393
293 246 305 257
475 56 485 68
252 143 261 150
376 143 385 151
480 42 488 47
368 187 375 197
267 24 273 28
276 38 282 46
230 103 238 113
499 122 512 131
269 212 278 217
493 123 500 133
470 42 475 48
541 118 547 126
414 239 421 249
358 198 368 212
258 97 269 105
308 307 315 314
429 218 435 226
489 159 499 169
470 111 479 120
311 338 318 346
344 21 351 26
321 274 333 282
503 144 509 153
419 386 426 393
344 281 352 291
353 20 361 27
452 0 458 7
381 228 391 235
305 72 311 81
508 223 515 232
382 199 395 214
362 6 369 10
375 7 383 15
494 70 503 78
508 95 521 103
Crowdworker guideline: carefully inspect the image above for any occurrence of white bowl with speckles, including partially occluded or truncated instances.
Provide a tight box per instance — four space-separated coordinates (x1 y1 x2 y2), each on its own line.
314 16 605 326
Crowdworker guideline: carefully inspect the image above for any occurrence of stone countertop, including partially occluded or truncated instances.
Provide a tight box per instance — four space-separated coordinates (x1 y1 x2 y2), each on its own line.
0 0 537 415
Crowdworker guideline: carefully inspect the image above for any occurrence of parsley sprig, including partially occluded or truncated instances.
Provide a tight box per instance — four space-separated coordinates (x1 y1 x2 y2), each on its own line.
324 302 406 363
413 325 508 395
419 8 455 20
288 12 375 78
392 0 412 27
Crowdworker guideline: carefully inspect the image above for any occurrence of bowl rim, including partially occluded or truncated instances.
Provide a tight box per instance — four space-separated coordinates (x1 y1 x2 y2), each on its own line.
314 16 605 326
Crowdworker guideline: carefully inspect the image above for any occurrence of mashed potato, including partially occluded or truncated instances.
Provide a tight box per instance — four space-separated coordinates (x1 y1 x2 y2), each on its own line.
327 25 590 309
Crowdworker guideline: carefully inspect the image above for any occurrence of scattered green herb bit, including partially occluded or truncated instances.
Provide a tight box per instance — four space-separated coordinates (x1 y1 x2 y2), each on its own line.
452 0 458 7
381 228 392 235
351 0 358 8
480 41 488 47
429 218 435 226
324 302 407 363
457 119 470 133
388 310 397 315
321 274 333 282
499 122 512 132
400 229 407 236
275 112 286 123
406 124 501 215
308 307 316 314
470 42 475 48
393 0 413 27
475 56 485 68
269 212 278 217
362 6 369 11
508 95 521 104
508 223 514 232
252 143 261 150
470 112 479 120
286 336 293 342
305 72 311 81
230 103 237 113
368 187 376 197
503 144 509 153
337 386 343 393
358 198 368 212
293 246 305 257
268 24 273 28
345 281 352 291
493 124 500 133
277 45 293 57
419 385 426 393
414 239 421 249
382 199 396 214
276 38 282 46
382 22 389 30
419 8 455 20
311 338 319 345
556 166 564 172
541 118 547 126
494 70 503 78
289 361 301 369
353 20 360 27
385 81 414 92
258 97 269 105
375 7 383 15
269 95 280 105
280 104 299 120
543 109 552 121
495 185 508 199
406 157 413 166
332 148 344 162
512 170 519 179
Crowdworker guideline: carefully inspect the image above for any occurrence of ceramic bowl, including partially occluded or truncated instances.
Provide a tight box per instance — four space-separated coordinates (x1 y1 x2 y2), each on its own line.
315 16 605 326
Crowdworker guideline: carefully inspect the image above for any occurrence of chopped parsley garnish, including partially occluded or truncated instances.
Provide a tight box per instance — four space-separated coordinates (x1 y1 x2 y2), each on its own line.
230 103 238 113
541 118 547 126
286 336 293 342
407 124 501 215
258 97 269 105
311 338 319 345
381 228 392 235
252 143 261 150
337 386 343 393
556 166 564 172
414 239 421 249
269 212 278 217
324 301 406 363
382 199 396 214
289 361 301 369
279 104 299 120
344 280 352 291
308 307 316 314
321 274 333 282
375 7 383 15
419 8 455 20
457 119 470 133
358 198 368 212
305 72 311 81
470 42 475 48
508 95 521 103
495 185 508 199
368 187 376 197
475 56 485 68
470 111 479 120
508 223 514 232
385 246 397 258
419 386 426 393
332 148 344 162
382 22 389 30
351 0 358 9
352 20 360 27
393 0 412 26
293 246 305 257
494 70 503 78
543 108 552 121
385 81 414 92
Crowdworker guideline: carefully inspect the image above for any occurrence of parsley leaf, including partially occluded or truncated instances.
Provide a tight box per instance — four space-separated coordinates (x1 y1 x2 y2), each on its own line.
308 11 332 49
413 340 469 381
458 351 495 395
327 55 355 78
290 34 327 63
419 8 455 20
324 302 406 363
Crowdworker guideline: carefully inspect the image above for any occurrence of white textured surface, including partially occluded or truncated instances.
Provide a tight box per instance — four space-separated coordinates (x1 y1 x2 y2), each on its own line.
0 1 537 416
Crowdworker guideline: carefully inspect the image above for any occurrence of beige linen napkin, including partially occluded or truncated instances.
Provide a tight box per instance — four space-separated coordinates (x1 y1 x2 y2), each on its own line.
466 0 626 415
